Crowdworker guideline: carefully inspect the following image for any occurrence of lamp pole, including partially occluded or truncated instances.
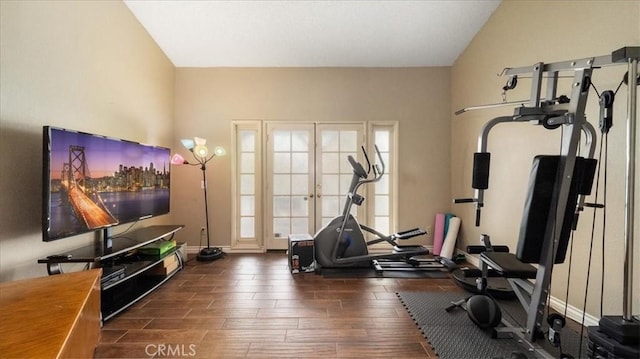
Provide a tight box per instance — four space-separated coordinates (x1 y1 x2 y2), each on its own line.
196 160 222 261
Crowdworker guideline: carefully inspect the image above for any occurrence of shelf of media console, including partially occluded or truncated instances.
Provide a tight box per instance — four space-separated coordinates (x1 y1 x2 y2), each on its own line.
38 224 185 267
100 249 183 321
100 245 183 291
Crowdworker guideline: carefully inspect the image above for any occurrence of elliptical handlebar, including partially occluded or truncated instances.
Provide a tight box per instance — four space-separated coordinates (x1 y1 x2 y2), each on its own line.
341 145 386 218
372 144 385 180
361 145 372 175
362 145 385 184
347 145 386 184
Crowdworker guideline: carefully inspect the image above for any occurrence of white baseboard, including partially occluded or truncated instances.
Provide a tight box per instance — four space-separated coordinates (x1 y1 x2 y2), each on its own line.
548 294 599 327
456 249 599 327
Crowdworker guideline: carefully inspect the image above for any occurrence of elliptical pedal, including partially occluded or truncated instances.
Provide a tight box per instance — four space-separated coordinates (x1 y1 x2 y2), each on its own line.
372 258 445 271
395 228 427 240
393 244 427 253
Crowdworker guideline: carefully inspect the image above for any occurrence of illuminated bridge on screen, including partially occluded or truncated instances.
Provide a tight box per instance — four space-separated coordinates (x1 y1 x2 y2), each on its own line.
61 145 118 230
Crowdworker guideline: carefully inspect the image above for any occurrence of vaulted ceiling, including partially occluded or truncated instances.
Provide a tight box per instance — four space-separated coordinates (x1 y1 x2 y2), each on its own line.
124 0 501 67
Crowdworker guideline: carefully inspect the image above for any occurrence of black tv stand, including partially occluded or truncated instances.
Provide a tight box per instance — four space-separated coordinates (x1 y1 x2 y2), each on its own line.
38 224 184 322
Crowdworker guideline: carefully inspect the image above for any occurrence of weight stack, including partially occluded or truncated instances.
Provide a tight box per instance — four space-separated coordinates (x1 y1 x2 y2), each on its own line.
587 316 640 359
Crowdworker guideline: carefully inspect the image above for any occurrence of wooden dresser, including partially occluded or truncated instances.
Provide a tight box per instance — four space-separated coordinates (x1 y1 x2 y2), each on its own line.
0 269 102 358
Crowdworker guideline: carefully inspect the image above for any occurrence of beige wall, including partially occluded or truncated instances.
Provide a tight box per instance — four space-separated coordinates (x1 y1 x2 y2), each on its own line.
172 67 452 249
0 1 175 281
452 0 639 320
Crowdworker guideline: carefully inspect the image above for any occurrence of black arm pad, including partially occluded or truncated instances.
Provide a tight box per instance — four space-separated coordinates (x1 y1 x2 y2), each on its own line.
472 152 490 190
578 158 597 195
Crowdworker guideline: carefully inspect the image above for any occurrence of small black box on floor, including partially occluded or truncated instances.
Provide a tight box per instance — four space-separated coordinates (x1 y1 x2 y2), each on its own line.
587 326 640 359
288 234 315 274
599 315 640 345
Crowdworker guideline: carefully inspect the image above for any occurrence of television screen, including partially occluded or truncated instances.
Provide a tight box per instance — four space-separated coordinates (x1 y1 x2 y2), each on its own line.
42 126 171 241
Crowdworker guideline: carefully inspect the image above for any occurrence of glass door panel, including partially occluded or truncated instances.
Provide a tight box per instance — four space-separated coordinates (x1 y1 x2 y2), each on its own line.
266 124 314 250
315 124 365 230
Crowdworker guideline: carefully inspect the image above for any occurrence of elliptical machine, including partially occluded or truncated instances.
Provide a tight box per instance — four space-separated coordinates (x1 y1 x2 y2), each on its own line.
313 145 429 269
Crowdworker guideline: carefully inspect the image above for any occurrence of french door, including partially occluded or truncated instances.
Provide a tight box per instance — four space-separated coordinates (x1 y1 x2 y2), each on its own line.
265 123 365 250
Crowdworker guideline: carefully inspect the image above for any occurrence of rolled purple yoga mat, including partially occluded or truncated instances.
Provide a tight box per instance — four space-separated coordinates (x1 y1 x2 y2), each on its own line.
432 213 445 256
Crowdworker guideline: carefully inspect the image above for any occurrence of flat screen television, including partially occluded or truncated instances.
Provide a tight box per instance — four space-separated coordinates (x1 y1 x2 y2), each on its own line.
42 126 171 242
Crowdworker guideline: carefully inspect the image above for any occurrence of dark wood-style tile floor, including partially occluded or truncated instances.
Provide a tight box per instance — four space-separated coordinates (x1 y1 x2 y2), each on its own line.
95 252 465 358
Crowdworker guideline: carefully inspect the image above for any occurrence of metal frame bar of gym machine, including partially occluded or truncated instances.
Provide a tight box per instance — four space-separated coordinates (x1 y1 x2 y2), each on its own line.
456 47 638 357
503 57 593 350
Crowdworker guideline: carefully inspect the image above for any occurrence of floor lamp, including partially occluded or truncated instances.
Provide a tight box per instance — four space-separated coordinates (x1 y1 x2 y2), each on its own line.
171 137 226 262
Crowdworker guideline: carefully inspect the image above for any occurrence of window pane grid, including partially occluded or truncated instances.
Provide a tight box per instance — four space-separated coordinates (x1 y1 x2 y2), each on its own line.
238 129 258 239
373 127 393 234
321 130 360 220
272 130 310 238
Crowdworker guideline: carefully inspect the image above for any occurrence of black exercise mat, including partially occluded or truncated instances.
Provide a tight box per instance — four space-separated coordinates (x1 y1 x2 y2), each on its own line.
397 291 589 359
321 267 449 279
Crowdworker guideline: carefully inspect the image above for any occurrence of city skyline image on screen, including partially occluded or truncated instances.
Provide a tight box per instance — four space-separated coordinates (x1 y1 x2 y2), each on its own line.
43 126 171 241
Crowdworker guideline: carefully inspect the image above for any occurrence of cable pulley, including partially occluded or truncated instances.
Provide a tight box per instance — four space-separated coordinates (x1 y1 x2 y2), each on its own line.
501 75 518 102
622 70 640 86
599 90 615 134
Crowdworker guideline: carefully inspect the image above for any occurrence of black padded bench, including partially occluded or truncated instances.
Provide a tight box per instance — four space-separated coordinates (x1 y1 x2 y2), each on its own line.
479 155 597 279
480 252 537 279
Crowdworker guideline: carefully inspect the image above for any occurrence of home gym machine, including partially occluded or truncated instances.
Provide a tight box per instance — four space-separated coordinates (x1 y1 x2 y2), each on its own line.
450 47 639 358
313 145 435 270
